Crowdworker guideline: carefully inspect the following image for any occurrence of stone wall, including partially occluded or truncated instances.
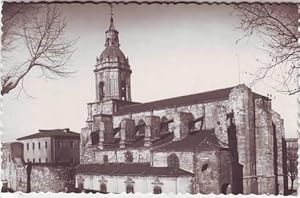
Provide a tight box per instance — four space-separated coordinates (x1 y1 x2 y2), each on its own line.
1 142 27 192
30 165 75 192
193 150 228 194
255 97 276 194
152 151 194 172
228 85 258 194
271 110 287 195
112 100 228 133
80 146 151 164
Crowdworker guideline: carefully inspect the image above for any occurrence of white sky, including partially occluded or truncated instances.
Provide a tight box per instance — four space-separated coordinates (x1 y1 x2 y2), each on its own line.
2 3 297 142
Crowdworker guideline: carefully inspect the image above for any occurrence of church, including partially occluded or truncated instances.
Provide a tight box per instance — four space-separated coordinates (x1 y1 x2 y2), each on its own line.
75 12 288 195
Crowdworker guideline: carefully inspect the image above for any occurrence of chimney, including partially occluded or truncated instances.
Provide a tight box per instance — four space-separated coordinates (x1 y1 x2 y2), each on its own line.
173 112 194 140
63 128 70 133
144 116 160 147
119 118 135 148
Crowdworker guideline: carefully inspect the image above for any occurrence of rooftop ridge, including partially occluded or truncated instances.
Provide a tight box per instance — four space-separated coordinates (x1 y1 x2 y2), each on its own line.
115 86 236 115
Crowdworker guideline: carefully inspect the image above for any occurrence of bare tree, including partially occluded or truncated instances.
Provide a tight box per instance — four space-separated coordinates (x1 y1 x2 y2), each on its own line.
234 4 299 95
286 146 298 190
1 3 77 96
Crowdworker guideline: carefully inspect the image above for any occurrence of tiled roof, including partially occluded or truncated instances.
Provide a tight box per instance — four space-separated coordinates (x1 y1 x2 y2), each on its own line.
17 128 80 140
115 86 234 115
153 129 225 152
75 163 193 177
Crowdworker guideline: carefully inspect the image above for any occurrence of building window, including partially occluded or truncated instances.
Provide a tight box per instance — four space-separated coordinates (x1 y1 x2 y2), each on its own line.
27 143 29 150
38 158 41 163
70 141 74 148
27 159 29 163
38 142 41 149
100 183 107 193
45 141 48 148
125 151 133 162
103 155 108 163
32 158 35 163
167 153 179 168
32 143 35 150
153 186 162 194
126 184 134 193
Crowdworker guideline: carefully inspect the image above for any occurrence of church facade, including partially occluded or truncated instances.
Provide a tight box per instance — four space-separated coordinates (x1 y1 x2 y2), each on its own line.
75 14 287 195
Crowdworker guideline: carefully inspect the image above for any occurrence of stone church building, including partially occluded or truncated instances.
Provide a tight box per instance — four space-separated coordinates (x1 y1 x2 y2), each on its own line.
75 14 287 195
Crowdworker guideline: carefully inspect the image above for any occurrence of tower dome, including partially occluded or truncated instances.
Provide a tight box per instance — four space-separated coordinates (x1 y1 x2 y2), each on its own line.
98 46 129 67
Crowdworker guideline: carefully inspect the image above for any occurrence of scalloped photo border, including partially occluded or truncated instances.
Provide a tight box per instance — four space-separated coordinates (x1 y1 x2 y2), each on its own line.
0 1 299 197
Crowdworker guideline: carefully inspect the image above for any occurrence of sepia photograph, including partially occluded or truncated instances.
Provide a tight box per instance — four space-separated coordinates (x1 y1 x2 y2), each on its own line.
1 1 299 196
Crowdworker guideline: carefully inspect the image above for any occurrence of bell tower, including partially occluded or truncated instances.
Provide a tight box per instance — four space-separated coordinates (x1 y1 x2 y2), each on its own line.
94 6 132 102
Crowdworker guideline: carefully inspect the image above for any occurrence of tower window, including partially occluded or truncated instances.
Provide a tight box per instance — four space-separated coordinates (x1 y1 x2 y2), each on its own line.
32 143 35 150
121 81 126 100
27 143 29 150
167 153 179 168
99 82 105 101
38 142 41 149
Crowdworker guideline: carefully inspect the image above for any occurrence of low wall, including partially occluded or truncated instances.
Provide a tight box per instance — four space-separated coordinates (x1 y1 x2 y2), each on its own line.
30 164 75 192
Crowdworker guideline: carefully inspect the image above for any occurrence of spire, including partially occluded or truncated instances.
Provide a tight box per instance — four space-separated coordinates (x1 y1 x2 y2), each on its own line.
109 4 115 30
105 4 119 47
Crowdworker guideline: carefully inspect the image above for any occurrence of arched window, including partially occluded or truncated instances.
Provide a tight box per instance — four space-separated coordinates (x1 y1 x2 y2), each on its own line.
153 186 162 194
136 119 145 135
99 81 104 101
125 151 133 162
167 153 179 168
100 183 107 193
126 184 134 193
160 116 169 132
121 81 126 100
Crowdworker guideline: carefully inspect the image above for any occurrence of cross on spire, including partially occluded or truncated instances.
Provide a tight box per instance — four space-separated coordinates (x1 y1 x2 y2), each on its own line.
109 4 115 30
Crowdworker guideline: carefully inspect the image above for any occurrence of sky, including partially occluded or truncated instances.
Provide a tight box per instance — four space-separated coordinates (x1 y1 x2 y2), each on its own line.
2 3 298 142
